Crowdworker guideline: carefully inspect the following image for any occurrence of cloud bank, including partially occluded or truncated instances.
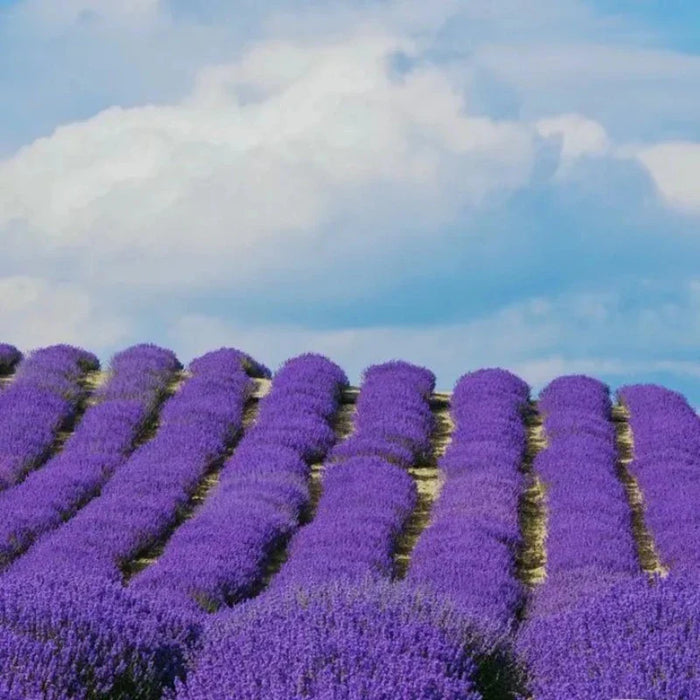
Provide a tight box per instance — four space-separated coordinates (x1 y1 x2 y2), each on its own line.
1 0 699 403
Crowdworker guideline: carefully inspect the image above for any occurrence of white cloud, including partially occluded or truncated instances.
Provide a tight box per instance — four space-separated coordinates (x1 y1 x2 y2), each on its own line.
169 284 700 390
535 113 610 176
0 31 541 291
0 276 130 352
635 141 700 215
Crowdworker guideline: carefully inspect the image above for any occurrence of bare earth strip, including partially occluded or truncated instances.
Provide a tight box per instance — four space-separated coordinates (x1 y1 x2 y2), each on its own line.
121 374 256 580
516 401 548 589
611 402 668 577
393 400 453 580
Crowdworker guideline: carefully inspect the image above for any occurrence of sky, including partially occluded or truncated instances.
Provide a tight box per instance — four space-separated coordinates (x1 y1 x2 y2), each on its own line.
0 0 699 403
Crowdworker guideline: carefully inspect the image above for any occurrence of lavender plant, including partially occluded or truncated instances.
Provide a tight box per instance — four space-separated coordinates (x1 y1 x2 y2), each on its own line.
0 573 198 699
407 368 529 639
528 375 641 618
0 344 180 569
130 354 347 612
619 383 700 574
517 574 700 699
6 348 260 583
270 361 434 590
0 344 99 490
175 581 483 700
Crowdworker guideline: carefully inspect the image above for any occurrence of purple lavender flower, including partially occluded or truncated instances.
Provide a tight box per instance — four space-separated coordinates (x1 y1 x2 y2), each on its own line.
129 354 347 612
0 344 180 569
0 344 99 490
175 581 484 700
407 368 529 638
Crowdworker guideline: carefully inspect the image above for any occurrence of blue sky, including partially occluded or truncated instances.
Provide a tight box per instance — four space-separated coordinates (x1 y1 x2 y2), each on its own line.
1 0 699 404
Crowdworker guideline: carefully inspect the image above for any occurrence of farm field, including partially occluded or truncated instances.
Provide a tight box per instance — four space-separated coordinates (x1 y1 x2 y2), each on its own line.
0 342 698 699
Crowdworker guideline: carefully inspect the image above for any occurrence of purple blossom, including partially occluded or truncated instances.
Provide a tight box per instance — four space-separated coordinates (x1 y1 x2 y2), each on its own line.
6 348 256 584
619 383 700 574
175 581 484 700
528 375 640 618
270 362 434 590
0 344 180 569
0 344 99 490
130 354 347 612
407 368 529 638
517 574 700 699
0 573 198 699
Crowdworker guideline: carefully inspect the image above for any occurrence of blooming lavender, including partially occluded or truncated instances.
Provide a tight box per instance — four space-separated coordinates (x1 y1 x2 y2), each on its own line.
619 383 700 575
0 573 198 699
6 348 260 583
0 344 99 490
270 361 434 590
407 368 529 638
0 344 180 569
175 581 483 700
130 354 347 612
528 375 641 618
517 574 700 700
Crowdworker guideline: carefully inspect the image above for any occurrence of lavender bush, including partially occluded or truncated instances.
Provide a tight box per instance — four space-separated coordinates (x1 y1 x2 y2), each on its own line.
270 361 434 590
0 344 99 490
517 574 700 699
175 581 484 700
0 344 180 569
6 348 260 583
0 573 198 699
619 383 700 574
529 375 641 618
407 368 529 639
130 354 347 612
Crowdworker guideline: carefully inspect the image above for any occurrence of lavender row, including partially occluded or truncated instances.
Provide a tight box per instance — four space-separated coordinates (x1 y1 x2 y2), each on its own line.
0 344 21 374
176 581 483 700
619 384 700 575
0 573 197 700
517 376 649 698
406 368 530 638
0 344 180 570
130 354 348 613
7 348 264 583
528 375 640 618
0 344 99 490
518 567 700 699
327 361 435 467
269 361 434 590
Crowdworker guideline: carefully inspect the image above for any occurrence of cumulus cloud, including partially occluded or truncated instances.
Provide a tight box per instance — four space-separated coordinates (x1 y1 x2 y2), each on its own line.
0 31 543 290
0 276 130 352
635 142 700 215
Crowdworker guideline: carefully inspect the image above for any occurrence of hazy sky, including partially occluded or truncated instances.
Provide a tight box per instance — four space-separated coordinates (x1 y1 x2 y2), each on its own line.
1 0 699 402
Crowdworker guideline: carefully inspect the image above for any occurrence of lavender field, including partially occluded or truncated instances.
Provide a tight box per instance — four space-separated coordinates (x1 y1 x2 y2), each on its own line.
0 342 698 699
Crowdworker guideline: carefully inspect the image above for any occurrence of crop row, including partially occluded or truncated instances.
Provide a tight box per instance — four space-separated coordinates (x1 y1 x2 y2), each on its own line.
0 344 98 490
621 384 700 574
130 353 348 613
178 361 453 698
0 344 180 569
407 368 529 639
7 348 265 585
1 342 700 698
